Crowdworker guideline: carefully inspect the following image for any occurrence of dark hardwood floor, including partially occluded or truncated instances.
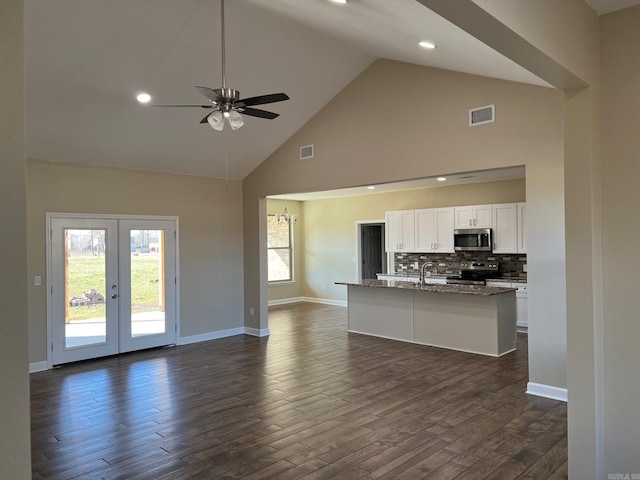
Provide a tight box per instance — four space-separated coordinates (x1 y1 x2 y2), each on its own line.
31 302 567 479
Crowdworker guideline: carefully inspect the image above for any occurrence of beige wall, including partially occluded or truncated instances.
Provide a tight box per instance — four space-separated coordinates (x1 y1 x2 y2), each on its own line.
0 0 31 477
266 199 304 302
27 160 244 363
243 60 566 399
302 179 525 302
417 2 604 476
472 0 599 85
468 2 604 477
601 5 640 472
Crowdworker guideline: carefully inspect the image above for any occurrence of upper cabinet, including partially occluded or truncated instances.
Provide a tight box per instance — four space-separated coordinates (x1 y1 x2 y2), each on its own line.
415 207 454 253
491 202 527 254
454 204 492 229
492 203 518 253
385 210 415 252
518 202 527 253
386 202 525 254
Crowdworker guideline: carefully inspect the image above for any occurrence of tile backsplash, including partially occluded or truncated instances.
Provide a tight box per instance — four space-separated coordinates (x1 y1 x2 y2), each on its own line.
394 251 527 280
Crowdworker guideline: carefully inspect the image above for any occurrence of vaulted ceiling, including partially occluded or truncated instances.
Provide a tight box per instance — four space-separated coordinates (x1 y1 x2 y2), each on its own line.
24 0 638 180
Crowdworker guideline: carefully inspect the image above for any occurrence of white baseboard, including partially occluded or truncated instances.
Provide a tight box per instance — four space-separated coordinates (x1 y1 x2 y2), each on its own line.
29 361 48 373
526 382 568 402
179 327 245 345
244 327 270 337
268 297 347 307
268 297 304 306
302 296 348 307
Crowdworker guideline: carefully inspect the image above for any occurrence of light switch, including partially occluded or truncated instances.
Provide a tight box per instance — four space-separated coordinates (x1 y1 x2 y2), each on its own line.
34 276 42 286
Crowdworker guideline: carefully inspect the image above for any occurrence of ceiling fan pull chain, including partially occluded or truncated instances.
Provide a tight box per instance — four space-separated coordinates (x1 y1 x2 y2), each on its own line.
224 131 229 189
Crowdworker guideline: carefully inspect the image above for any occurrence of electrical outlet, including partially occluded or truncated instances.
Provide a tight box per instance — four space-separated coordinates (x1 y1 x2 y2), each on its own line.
250 307 255 316
34 276 42 286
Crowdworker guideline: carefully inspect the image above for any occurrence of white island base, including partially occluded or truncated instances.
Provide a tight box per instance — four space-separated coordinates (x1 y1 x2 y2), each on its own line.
345 284 517 357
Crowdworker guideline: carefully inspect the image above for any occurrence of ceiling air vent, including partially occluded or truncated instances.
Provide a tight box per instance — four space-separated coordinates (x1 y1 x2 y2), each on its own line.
300 144 314 160
469 104 495 126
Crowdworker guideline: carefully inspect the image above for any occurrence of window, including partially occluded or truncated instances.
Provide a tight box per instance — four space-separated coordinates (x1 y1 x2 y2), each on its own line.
267 215 293 282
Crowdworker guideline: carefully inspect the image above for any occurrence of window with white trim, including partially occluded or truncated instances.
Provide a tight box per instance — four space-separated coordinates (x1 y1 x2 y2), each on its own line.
267 215 293 283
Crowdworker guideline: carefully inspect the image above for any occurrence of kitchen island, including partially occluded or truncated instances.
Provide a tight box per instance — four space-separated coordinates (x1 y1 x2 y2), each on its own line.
336 279 517 357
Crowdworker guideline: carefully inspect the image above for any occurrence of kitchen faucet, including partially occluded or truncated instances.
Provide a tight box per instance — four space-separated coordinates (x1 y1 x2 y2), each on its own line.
419 262 430 286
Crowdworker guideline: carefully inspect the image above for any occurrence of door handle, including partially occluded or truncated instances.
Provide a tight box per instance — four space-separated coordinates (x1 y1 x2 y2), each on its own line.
111 293 118 299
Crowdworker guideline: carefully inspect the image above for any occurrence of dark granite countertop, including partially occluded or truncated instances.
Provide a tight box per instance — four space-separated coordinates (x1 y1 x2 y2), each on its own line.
336 279 517 296
485 278 528 284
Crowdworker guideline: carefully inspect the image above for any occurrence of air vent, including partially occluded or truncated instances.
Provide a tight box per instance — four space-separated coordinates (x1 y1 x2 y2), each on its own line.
469 104 495 126
300 144 314 160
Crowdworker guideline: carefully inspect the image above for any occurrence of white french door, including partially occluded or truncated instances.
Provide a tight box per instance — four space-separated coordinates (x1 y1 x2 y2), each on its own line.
49 216 177 365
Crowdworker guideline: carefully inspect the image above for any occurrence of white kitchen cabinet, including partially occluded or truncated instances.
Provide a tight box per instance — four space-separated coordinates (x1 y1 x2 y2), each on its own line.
415 207 454 253
516 283 528 331
385 210 415 252
434 208 455 252
518 202 527 253
454 204 492 228
492 203 518 253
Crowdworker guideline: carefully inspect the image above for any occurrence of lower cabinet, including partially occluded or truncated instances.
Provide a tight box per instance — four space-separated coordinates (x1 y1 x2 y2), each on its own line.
516 284 528 331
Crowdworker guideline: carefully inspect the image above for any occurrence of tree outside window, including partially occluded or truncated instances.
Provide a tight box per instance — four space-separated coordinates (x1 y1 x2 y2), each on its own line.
267 215 293 282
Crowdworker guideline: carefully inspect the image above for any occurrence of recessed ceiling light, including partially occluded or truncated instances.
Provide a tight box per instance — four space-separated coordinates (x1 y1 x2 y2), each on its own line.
330 0 347 4
136 92 151 103
418 41 436 50
367 186 376 190
437 177 447 182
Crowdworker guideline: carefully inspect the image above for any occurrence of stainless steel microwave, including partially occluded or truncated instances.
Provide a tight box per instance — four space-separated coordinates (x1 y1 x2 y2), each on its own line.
453 228 492 252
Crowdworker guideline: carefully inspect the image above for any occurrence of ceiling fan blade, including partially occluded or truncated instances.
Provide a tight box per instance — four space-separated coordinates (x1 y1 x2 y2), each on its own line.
199 113 212 124
195 86 222 103
236 93 289 108
240 107 280 119
151 104 213 108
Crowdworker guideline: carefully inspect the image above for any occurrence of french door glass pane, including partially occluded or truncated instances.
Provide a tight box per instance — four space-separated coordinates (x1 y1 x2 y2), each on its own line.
130 230 166 337
64 229 107 348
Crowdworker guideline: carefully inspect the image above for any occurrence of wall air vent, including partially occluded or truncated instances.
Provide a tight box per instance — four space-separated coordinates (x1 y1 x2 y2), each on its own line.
469 104 495 126
300 145 314 160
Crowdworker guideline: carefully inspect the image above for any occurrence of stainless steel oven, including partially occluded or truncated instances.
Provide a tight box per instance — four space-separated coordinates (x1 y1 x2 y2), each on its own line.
453 228 492 252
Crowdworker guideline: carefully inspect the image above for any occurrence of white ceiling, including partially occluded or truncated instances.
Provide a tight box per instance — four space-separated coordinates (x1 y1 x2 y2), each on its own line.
24 1 639 180
270 166 525 201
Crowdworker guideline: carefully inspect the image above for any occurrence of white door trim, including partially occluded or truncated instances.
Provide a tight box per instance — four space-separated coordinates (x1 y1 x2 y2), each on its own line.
46 213 180 369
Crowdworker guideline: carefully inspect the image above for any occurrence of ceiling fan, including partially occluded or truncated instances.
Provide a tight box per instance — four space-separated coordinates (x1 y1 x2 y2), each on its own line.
152 0 289 131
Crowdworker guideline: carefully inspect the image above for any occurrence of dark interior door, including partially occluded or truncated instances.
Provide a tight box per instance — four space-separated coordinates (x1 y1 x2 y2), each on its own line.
361 224 384 280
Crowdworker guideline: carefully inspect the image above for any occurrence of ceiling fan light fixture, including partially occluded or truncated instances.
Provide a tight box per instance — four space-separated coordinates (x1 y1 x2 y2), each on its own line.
207 111 225 131
228 110 245 130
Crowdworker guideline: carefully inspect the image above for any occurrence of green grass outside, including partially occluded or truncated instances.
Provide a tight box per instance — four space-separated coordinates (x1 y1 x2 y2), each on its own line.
67 255 163 322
